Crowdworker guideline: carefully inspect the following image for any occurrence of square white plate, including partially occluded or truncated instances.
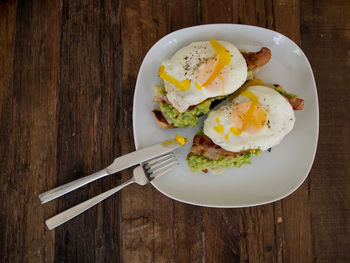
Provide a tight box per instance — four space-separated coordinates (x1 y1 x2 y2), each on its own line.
132 24 318 207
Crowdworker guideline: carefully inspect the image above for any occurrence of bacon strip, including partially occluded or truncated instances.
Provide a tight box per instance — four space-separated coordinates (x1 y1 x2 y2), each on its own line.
152 109 175 129
287 97 304 110
153 94 171 104
242 47 272 70
190 134 248 161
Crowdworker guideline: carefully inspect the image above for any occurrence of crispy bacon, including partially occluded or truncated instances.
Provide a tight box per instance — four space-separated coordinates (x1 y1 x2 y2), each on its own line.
242 47 272 70
152 109 175 129
153 94 171 104
190 134 248 161
287 97 304 110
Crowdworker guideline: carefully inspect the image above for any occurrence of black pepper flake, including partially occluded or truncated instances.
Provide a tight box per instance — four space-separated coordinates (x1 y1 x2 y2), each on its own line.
267 120 271 128
268 148 272 152
290 118 293 120
184 56 188 60
273 84 279 87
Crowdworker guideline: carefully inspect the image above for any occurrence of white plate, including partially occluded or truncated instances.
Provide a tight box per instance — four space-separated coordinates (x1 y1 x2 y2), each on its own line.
132 24 318 207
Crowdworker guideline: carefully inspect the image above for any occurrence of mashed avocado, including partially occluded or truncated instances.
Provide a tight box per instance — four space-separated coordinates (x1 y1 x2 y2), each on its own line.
159 96 225 128
246 69 257 80
156 70 295 129
154 85 167 95
186 149 262 172
272 85 297 98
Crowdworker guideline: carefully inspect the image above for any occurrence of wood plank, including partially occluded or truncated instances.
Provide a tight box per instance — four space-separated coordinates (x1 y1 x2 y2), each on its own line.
203 208 240 262
120 1 176 262
120 1 208 262
172 203 205 263
232 1 313 262
0 0 18 261
0 0 60 262
272 1 313 262
0 0 16 117
300 1 350 262
1 0 349 261
164 1 207 263
54 0 122 262
201 2 242 262
240 204 279 263
233 0 274 27
233 2 282 262
201 0 234 24
167 0 201 31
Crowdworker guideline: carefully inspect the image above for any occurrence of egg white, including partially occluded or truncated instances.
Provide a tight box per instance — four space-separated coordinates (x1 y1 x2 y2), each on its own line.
204 85 296 152
161 41 247 113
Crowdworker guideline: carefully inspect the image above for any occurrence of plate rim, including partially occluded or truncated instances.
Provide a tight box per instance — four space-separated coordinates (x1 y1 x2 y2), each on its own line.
132 23 319 208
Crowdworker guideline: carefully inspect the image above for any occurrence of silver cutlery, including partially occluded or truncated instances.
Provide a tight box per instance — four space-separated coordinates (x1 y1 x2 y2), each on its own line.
39 140 182 204
45 152 177 230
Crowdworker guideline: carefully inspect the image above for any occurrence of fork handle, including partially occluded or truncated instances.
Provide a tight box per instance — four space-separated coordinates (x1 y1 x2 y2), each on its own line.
45 178 135 230
39 169 109 204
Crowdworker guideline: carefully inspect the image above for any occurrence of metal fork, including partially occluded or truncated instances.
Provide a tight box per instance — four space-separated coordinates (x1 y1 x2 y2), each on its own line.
45 153 177 230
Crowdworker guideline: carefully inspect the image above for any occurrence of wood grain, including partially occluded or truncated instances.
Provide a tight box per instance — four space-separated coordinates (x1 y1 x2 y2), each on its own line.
200 3 242 262
273 1 313 261
0 0 59 262
120 1 176 262
0 0 349 262
53 0 122 262
300 1 350 262
231 1 313 262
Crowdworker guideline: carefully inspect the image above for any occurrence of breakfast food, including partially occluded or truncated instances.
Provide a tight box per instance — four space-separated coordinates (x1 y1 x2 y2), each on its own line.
153 40 271 128
186 79 304 173
162 133 189 146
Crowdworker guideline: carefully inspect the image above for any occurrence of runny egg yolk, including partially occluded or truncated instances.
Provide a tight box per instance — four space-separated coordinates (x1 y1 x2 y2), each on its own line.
158 65 190 91
195 58 228 94
194 40 231 94
230 101 267 135
213 117 225 135
214 90 267 138
175 133 188 145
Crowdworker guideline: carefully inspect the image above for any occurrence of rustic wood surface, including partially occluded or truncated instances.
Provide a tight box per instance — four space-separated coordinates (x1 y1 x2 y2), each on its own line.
0 0 349 262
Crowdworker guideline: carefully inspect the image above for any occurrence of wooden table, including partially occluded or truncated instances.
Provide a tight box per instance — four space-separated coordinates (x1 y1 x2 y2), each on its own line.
1 0 349 262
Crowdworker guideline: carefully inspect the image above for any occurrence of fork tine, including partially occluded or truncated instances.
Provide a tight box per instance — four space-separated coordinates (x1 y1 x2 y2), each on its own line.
145 152 173 166
150 162 178 181
148 157 177 174
146 154 175 169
